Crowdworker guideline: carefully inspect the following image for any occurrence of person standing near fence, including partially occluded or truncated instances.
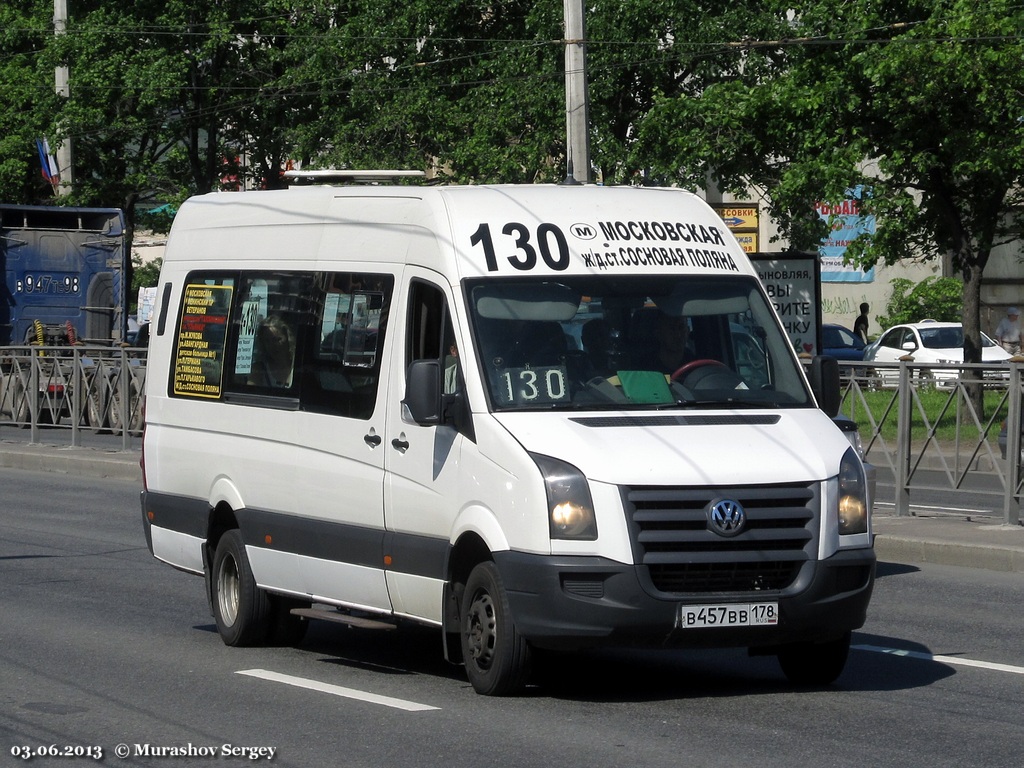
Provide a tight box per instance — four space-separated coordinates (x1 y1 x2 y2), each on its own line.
854 303 870 344
995 307 1021 355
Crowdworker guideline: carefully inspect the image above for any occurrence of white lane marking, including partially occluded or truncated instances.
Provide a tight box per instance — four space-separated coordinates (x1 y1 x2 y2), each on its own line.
236 669 440 711
854 645 1024 675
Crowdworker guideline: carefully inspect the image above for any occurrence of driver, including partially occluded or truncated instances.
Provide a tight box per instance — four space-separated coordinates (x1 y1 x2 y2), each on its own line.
654 311 695 374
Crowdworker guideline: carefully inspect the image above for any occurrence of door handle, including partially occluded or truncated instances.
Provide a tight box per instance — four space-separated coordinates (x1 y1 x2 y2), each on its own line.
364 433 382 448
391 437 410 452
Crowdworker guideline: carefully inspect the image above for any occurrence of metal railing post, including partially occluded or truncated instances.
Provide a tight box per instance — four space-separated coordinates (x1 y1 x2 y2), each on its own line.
1004 363 1022 525
28 347 40 443
895 361 913 516
119 348 130 450
70 347 82 447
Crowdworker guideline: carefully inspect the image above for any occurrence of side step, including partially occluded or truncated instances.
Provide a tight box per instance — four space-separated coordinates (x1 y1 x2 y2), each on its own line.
290 607 397 631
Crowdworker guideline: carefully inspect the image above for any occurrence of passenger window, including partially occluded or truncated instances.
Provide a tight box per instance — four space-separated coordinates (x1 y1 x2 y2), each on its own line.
169 274 235 399
407 281 458 394
228 273 312 392
171 269 394 419
305 272 394 419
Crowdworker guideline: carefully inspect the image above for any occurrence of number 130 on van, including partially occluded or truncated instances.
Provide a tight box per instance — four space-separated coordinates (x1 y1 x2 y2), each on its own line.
469 222 571 272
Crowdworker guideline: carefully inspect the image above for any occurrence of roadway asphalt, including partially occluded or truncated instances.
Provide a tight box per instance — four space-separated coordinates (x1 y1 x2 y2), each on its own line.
3 436 1024 574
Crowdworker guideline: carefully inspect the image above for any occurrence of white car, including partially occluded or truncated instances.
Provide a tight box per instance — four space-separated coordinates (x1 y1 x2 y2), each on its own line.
863 321 1011 386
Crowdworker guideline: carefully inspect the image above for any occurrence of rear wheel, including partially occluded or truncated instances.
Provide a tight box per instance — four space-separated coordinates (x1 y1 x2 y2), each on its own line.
211 530 272 646
460 561 532 696
777 631 851 686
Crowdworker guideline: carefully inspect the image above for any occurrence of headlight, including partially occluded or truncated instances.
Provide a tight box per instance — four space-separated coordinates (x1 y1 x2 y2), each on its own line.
531 453 597 540
838 447 868 535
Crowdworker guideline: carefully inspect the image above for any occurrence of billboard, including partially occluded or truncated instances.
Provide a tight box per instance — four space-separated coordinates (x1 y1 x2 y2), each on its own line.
816 186 875 283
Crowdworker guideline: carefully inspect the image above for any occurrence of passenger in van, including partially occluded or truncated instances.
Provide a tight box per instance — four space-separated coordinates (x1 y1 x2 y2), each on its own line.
652 311 696 374
320 314 346 357
249 315 296 388
581 319 610 372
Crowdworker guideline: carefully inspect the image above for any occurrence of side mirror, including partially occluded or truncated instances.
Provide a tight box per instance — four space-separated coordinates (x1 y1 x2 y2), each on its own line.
404 360 442 425
809 355 841 417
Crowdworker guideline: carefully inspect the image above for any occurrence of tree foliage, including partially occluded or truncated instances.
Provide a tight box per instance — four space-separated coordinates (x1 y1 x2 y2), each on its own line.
2 0 1023 378
0 0 61 203
877 277 964 329
633 0 1024 365
131 255 163 293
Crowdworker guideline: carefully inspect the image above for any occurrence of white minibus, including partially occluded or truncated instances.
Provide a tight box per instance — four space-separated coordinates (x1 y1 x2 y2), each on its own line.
140 181 874 695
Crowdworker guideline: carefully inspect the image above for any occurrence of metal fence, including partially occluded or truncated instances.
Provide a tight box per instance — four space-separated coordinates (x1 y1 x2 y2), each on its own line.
2 345 1022 525
839 360 1023 525
0 344 145 451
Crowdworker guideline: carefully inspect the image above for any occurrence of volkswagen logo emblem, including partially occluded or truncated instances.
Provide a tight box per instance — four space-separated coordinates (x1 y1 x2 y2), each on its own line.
708 499 746 537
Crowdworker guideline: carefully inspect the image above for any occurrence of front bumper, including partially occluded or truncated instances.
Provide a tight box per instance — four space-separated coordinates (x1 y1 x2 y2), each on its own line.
493 546 876 651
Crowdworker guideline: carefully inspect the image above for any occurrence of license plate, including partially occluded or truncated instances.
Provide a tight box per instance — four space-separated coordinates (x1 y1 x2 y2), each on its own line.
677 602 779 629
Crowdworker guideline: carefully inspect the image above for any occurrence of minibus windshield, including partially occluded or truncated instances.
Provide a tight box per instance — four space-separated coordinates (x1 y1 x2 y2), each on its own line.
466 275 812 411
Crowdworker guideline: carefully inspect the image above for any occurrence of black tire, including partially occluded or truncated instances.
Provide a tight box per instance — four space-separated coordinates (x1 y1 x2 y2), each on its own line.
11 377 30 427
107 383 127 434
83 379 109 433
777 631 851 686
109 378 144 433
460 561 532 696
211 529 272 647
86 392 108 432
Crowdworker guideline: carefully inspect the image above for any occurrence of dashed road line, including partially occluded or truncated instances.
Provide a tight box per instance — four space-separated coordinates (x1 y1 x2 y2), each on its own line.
236 669 441 711
854 645 1024 675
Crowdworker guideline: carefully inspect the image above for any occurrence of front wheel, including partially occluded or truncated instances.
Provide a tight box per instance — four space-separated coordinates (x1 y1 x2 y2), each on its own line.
211 529 272 646
460 561 532 696
777 631 851 686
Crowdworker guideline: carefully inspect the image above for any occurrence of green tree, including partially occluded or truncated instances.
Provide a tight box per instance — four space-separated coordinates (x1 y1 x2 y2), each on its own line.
296 0 567 182
302 0 764 184
131 255 163 294
877 277 964 329
0 0 61 203
633 0 1024 370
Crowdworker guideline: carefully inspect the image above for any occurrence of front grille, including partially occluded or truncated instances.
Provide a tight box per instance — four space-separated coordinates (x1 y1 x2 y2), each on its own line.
624 483 818 595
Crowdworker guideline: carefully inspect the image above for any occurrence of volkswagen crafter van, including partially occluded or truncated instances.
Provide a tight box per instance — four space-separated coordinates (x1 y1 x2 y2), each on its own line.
140 181 874 695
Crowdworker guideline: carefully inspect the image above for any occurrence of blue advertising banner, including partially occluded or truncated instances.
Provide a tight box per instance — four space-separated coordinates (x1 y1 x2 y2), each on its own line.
817 186 876 283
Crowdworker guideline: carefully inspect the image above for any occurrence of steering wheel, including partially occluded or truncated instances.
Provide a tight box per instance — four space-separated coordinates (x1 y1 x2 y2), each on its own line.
671 358 727 382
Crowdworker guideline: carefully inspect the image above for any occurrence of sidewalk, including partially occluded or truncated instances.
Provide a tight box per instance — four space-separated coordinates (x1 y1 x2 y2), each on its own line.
2 438 1024 574
0 438 141 483
872 511 1024 573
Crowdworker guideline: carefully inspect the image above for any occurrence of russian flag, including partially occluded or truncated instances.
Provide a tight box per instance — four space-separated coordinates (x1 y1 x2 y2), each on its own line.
36 138 60 186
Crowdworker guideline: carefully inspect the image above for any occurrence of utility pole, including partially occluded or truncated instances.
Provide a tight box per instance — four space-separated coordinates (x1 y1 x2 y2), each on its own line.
54 0 72 195
563 0 590 184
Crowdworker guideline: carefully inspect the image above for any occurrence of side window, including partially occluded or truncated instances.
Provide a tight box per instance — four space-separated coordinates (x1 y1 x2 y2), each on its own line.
169 274 235 399
407 281 458 394
304 272 395 419
881 330 901 350
226 273 313 392
170 269 394 419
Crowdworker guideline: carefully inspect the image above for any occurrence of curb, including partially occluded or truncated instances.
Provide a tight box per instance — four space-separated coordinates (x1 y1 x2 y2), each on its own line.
873 514 1024 573
873 534 1024 573
0 444 141 483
